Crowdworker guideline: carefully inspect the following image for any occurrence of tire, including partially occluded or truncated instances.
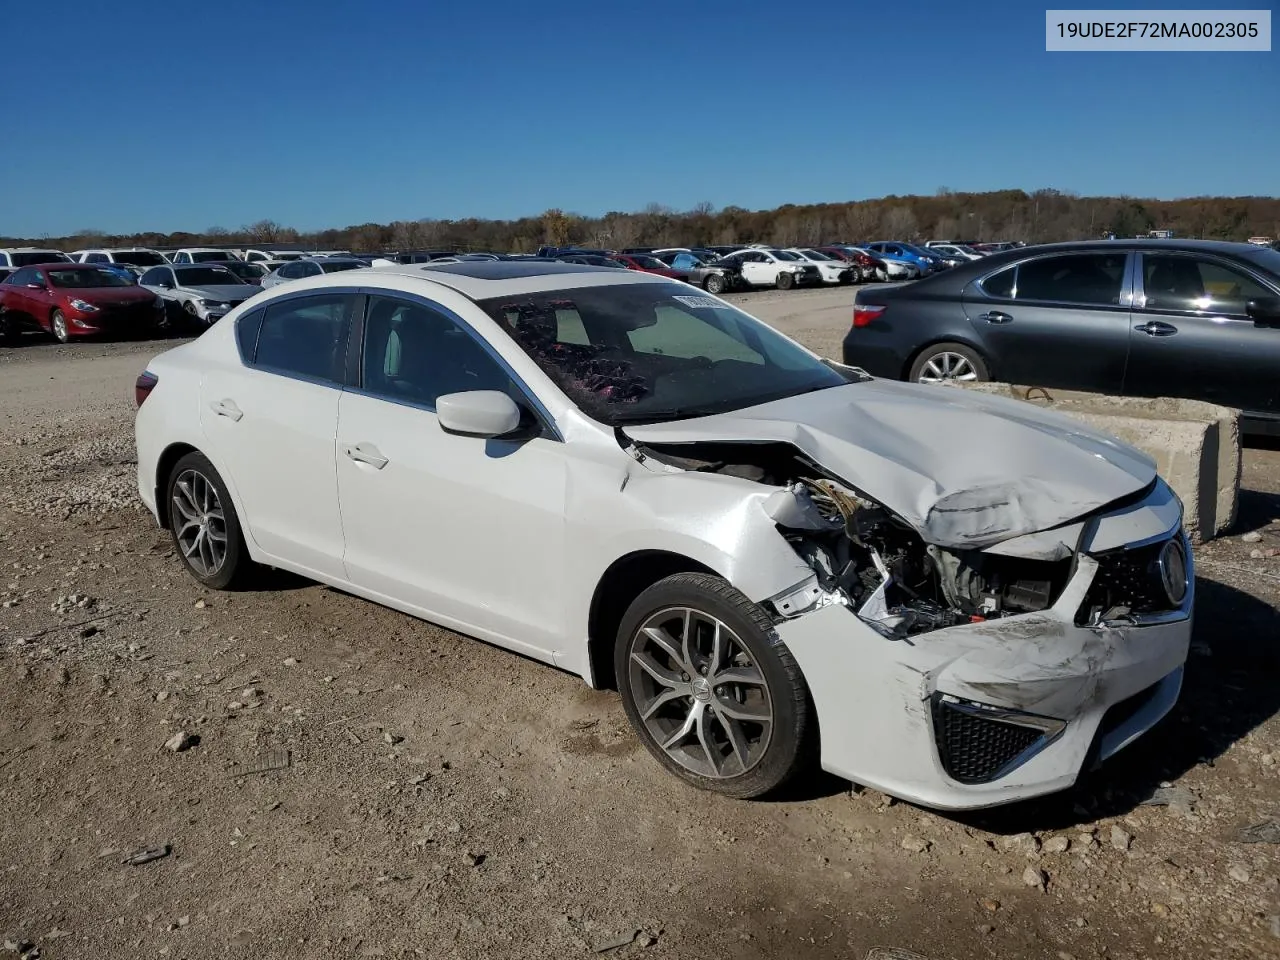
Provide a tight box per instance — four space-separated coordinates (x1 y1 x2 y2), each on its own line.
704 273 726 296
0 309 17 345
907 341 990 384
50 309 70 343
182 301 201 330
614 572 814 799
165 451 253 590
775 271 794 291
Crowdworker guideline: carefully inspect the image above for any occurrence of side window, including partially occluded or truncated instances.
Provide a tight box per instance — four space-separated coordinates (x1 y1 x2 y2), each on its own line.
174 253 188 263
627 305 765 365
981 266 1016 299
278 262 300 278
1142 255 1273 316
8 268 33 285
246 252 264 262
139 267 162 286
252 295 352 383
1015 253 1126 306
235 308 265 361
360 296 517 409
303 262 322 277
86 252 107 263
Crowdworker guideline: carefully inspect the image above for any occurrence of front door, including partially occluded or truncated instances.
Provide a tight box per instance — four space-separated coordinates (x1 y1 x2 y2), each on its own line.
1126 251 1280 415
335 294 567 658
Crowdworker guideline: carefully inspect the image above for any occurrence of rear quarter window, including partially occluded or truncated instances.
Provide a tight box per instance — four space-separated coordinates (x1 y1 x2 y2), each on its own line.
236 309 265 362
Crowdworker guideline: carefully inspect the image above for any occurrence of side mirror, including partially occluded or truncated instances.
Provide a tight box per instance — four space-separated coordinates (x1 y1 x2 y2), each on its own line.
436 390 522 438
1246 297 1280 323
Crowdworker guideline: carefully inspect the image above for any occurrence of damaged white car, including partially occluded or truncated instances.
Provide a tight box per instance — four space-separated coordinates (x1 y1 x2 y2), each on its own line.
134 261 1193 808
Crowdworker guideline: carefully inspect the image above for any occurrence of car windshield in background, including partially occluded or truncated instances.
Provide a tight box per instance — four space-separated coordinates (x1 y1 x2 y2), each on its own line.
477 283 850 426
13 252 72 266
191 252 234 262
320 261 363 273
223 263 266 281
771 250 800 260
175 267 243 285
112 251 167 266
802 250 834 261
48 268 134 288
632 256 667 269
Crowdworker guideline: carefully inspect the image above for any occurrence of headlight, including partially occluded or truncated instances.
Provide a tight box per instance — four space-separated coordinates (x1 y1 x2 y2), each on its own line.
69 299 99 312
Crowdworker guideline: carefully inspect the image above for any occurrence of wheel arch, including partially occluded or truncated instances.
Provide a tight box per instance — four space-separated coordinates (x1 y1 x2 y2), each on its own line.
153 441 201 527
585 550 718 691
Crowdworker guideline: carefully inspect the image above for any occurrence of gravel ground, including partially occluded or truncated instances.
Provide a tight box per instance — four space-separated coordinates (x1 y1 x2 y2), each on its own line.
1 302 1279 959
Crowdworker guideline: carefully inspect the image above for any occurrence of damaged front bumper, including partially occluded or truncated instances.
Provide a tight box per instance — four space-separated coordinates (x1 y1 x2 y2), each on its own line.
775 526 1193 811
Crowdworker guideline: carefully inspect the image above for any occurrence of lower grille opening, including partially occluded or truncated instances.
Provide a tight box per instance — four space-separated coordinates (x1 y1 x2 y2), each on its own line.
932 695 1060 784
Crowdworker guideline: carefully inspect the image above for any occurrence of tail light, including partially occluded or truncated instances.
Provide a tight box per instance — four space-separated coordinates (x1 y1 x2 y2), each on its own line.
853 304 886 328
135 371 158 407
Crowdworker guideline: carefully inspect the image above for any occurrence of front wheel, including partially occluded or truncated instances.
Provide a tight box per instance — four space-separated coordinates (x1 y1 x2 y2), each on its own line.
615 572 814 799
165 451 253 590
704 273 726 295
50 309 70 343
908 342 990 384
775 271 794 291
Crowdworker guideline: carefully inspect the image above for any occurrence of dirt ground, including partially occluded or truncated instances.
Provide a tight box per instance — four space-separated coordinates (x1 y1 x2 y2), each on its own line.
2 299 1279 959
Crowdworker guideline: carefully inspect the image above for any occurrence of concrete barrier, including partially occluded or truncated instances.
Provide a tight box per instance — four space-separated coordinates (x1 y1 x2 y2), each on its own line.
943 382 1240 543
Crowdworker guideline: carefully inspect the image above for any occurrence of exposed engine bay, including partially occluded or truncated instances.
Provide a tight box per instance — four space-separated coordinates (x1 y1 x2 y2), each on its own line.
628 439 1073 639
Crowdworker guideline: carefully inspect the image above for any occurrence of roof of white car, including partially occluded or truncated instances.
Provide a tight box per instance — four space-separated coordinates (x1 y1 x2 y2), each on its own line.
364 260 672 299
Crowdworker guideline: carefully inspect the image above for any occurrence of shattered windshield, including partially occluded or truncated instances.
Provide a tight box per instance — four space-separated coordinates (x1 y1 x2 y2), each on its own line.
477 283 849 425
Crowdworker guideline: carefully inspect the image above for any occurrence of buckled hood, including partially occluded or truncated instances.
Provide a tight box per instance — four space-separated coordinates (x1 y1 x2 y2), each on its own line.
621 379 1156 549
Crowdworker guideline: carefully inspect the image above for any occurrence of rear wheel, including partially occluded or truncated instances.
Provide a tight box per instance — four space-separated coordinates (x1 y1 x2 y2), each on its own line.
50 309 69 343
908 342 989 384
165 452 253 590
704 273 726 296
775 271 794 291
615 572 813 799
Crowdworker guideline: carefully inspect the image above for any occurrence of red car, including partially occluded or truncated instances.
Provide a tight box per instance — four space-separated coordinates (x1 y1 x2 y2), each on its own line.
612 253 690 282
816 246 886 283
0 263 164 343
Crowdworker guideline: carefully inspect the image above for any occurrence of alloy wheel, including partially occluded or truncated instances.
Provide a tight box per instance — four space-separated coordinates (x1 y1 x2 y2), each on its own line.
627 606 774 779
917 351 978 383
171 468 228 577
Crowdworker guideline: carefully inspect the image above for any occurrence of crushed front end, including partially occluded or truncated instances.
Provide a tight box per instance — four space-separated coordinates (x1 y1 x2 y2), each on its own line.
627 436 1192 810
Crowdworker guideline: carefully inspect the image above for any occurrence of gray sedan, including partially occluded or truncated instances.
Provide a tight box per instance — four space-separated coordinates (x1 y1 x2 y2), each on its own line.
138 264 260 329
260 256 369 289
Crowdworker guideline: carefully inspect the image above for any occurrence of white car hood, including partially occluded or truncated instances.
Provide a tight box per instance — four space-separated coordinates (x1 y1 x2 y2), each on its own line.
621 379 1156 549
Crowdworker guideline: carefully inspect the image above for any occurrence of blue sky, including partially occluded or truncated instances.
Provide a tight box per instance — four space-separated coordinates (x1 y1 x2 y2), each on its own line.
3 1 1275 237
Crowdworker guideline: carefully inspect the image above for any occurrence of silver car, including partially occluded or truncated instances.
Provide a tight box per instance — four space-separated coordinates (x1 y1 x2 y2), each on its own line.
138 264 259 329
259 256 369 290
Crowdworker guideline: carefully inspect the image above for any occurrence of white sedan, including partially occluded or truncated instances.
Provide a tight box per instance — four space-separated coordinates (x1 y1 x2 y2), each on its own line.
134 262 1192 808
784 248 855 284
715 248 822 289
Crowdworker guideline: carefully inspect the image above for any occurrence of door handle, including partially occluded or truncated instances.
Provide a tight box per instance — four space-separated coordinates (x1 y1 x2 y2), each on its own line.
1136 320 1178 337
978 311 1012 324
210 399 243 421
344 443 388 469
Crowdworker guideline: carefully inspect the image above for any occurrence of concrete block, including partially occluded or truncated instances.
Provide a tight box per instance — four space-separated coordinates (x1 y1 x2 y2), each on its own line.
944 382 1240 543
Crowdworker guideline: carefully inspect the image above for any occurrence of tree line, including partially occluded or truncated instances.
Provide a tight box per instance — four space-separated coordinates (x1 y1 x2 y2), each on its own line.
6 189 1278 254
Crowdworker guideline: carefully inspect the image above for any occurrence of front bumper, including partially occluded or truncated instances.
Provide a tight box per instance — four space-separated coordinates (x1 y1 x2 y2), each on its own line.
777 527 1193 810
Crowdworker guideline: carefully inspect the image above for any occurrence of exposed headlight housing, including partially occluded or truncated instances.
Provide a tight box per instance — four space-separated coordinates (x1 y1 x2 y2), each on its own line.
1156 537 1189 606
69 299 99 312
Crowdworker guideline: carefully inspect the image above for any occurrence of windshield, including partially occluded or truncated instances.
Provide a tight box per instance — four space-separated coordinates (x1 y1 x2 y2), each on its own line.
771 250 800 261
478 283 849 426
223 262 266 281
320 261 364 273
13 251 71 266
190 251 235 262
48 267 134 288
953 244 979 255
630 255 668 270
272 252 305 261
111 251 166 266
1240 246 1280 279
800 249 834 261
175 266 243 286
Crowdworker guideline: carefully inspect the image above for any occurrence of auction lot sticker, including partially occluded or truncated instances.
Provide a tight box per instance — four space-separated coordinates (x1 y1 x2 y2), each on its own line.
1046 9 1271 50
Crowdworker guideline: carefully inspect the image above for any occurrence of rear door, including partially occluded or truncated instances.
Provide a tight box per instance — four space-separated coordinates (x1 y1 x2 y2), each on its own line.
960 250 1133 392
1125 250 1280 415
198 292 355 579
